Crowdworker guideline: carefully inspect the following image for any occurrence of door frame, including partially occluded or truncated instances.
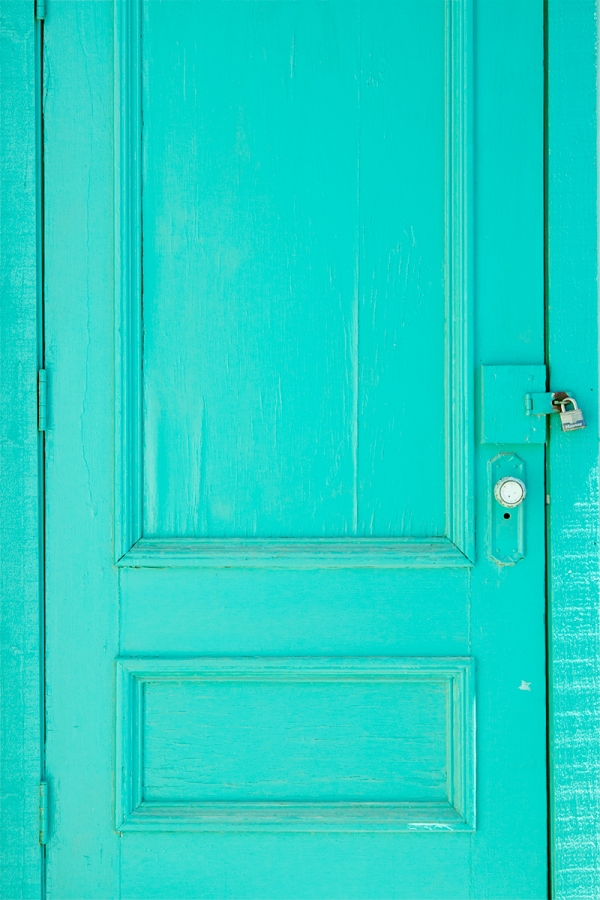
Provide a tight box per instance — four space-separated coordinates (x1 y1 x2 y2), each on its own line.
0 1 598 897
546 3 600 896
0 1 43 895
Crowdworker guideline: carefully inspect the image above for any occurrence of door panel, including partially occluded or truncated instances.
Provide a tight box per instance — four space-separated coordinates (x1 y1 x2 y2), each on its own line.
115 0 470 569
44 1 547 897
116 657 473 832
139 0 447 540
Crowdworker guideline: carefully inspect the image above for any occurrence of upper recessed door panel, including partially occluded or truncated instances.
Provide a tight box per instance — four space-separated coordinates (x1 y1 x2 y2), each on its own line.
118 0 470 548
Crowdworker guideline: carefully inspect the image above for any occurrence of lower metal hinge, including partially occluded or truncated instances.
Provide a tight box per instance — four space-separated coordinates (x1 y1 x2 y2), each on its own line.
35 0 46 20
38 369 47 432
39 781 49 845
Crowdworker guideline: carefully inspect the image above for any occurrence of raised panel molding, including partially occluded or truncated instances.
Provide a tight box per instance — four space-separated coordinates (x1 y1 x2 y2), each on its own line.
119 537 471 568
116 657 475 833
114 0 474 567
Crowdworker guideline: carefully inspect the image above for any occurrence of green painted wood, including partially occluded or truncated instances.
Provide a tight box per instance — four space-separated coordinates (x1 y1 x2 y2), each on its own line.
469 4 547 894
116 657 474 832
0 2 42 897
140 0 448 541
43 1 548 897
119 536 471 568
481 365 547 444
116 0 473 565
547 1 600 896
42 3 120 896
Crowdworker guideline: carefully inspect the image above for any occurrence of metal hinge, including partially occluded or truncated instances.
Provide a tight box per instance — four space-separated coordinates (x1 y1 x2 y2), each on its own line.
39 781 49 845
38 369 47 432
35 0 46 20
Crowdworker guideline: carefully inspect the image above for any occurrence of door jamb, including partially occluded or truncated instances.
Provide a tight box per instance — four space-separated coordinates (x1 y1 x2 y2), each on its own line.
546 1 600 896
0 2 43 897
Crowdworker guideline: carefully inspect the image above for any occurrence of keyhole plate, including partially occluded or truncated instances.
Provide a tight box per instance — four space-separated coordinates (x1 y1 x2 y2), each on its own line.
489 453 525 565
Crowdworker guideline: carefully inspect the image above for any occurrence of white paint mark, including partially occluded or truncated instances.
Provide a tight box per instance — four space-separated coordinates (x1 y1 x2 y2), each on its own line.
518 680 531 691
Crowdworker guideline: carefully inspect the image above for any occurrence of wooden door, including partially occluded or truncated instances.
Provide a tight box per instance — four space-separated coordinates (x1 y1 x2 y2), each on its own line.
43 1 548 896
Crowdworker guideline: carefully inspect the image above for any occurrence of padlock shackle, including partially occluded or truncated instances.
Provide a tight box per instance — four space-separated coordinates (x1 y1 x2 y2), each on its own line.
555 396 579 412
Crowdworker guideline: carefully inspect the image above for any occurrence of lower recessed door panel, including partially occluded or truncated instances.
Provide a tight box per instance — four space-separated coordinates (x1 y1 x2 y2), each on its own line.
116 657 475 833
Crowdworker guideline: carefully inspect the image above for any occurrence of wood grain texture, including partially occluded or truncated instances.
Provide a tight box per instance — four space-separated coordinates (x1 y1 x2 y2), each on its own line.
115 0 142 561
116 657 474 832
470 1 547 895
44 0 548 896
481 365 547 444
0 2 42 897
119 536 471 568
547 1 600 896
43 3 121 896
116 0 473 564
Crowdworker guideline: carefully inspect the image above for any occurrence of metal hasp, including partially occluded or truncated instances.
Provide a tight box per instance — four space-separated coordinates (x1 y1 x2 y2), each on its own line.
525 391 569 415
489 454 525 565
526 390 586 431
482 367 586 442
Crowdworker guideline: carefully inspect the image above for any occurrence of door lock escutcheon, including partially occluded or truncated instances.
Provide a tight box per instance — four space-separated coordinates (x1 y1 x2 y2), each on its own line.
489 454 526 565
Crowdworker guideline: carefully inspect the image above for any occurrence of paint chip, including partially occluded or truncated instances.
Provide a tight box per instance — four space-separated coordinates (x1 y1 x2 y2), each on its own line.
518 680 531 691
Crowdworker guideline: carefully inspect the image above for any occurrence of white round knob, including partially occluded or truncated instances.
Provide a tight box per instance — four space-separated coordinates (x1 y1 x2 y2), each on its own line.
494 477 526 508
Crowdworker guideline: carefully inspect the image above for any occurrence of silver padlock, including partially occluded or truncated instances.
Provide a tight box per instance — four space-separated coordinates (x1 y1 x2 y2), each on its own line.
557 396 586 432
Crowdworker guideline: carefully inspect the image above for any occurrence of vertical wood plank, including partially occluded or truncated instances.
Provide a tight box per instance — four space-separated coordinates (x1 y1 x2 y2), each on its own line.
470 1 547 896
0 1 42 897
141 0 359 539
548 1 600 896
139 0 453 542
357 0 446 538
43 2 121 895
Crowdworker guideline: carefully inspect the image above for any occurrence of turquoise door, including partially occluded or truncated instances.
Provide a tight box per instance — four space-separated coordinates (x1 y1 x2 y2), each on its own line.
43 0 547 896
